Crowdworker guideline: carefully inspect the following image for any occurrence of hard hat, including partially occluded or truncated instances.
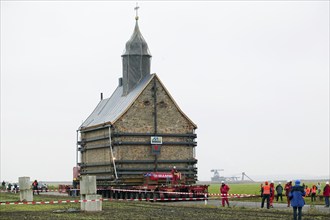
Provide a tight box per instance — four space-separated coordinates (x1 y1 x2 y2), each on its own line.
279 182 281 184
221 181 225 184
295 180 301 185
173 166 176 169
326 181 329 185
271 180 274 183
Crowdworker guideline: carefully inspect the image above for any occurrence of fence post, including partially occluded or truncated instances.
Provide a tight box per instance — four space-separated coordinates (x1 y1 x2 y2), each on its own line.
19 177 33 202
80 176 102 211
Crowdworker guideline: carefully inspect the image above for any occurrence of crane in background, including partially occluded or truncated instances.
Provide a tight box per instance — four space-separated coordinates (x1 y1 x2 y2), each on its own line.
210 169 224 182
241 172 254 182
210 170 254 182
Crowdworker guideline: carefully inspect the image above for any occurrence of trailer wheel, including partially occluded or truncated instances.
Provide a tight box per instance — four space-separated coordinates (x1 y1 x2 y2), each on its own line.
123 191 128 200
153 192 159 202
146 192 151 201
115 191 119 199
129 192 135 200
105 190 109 198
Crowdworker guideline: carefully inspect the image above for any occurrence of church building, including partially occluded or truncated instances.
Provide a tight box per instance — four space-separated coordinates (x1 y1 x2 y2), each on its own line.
77 14 198 186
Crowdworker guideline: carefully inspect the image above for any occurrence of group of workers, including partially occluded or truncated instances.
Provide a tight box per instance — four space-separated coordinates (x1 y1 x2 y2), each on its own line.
260 180 330 220
1 179 48 195
219 179 329 220
1 180 18 193
260 180 330 208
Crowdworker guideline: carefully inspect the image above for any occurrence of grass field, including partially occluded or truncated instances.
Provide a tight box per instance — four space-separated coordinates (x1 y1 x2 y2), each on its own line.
1 189 329 220
209 183 261 195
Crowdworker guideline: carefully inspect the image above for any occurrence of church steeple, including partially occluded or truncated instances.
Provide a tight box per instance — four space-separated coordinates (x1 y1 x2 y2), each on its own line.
121 7 152 96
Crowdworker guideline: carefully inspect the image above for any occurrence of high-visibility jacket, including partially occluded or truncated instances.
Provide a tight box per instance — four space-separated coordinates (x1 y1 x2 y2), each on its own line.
311 187 317 193
263 185 271 195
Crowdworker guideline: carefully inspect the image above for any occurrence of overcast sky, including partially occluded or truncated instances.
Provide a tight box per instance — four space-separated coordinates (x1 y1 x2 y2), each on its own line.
1 1 329 183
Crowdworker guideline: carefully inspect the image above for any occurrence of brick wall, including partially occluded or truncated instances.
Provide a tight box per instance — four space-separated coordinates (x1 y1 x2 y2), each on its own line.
80 76 197 184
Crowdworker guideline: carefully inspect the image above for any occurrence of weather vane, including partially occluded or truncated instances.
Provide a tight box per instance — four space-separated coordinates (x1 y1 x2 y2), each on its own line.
134 2 140 20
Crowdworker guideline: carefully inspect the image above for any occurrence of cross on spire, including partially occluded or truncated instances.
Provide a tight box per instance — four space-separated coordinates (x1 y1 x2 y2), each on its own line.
134 3 140 20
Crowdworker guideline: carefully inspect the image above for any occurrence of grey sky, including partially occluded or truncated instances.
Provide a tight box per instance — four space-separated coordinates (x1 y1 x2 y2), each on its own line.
1 1 329 182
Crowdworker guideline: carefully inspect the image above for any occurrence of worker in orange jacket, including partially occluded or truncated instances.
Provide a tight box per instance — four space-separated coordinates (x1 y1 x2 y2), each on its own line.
261 181 272 209
311 185 317 202
304 185 311 197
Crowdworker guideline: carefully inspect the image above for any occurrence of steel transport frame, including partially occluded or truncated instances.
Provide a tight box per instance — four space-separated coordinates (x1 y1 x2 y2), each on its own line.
96 185 209 201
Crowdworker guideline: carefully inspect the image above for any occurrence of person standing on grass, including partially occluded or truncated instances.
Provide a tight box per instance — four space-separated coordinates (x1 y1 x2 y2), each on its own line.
269 181 275 207
317 182 322 195
276 182 283 202
289 180 305 220
323 181 330 207
285 180 292 207
13 183 18 194
32 180 39 195
72 178 78 196
7 183 12 192
311 185 317 202
1 181 5 190
260 183 263 197
305 185 311 197
220 181 230 207
261 181 271 209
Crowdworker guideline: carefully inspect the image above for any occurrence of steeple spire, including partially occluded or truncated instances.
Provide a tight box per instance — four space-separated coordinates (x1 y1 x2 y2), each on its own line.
134 3 139 20
121 5 152 96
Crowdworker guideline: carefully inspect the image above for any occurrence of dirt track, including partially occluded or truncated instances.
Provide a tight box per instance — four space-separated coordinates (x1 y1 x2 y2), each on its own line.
1 200 329 220
40 191 330 214
1 191 329 220
172 199 330 213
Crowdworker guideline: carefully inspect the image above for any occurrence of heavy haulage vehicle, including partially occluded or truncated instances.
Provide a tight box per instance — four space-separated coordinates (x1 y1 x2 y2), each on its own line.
74 11 208 200
94 171 208 200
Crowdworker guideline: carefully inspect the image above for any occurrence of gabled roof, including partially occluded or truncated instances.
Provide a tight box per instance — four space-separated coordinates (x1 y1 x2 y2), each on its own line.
79 74 197 130
79 74 153 130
